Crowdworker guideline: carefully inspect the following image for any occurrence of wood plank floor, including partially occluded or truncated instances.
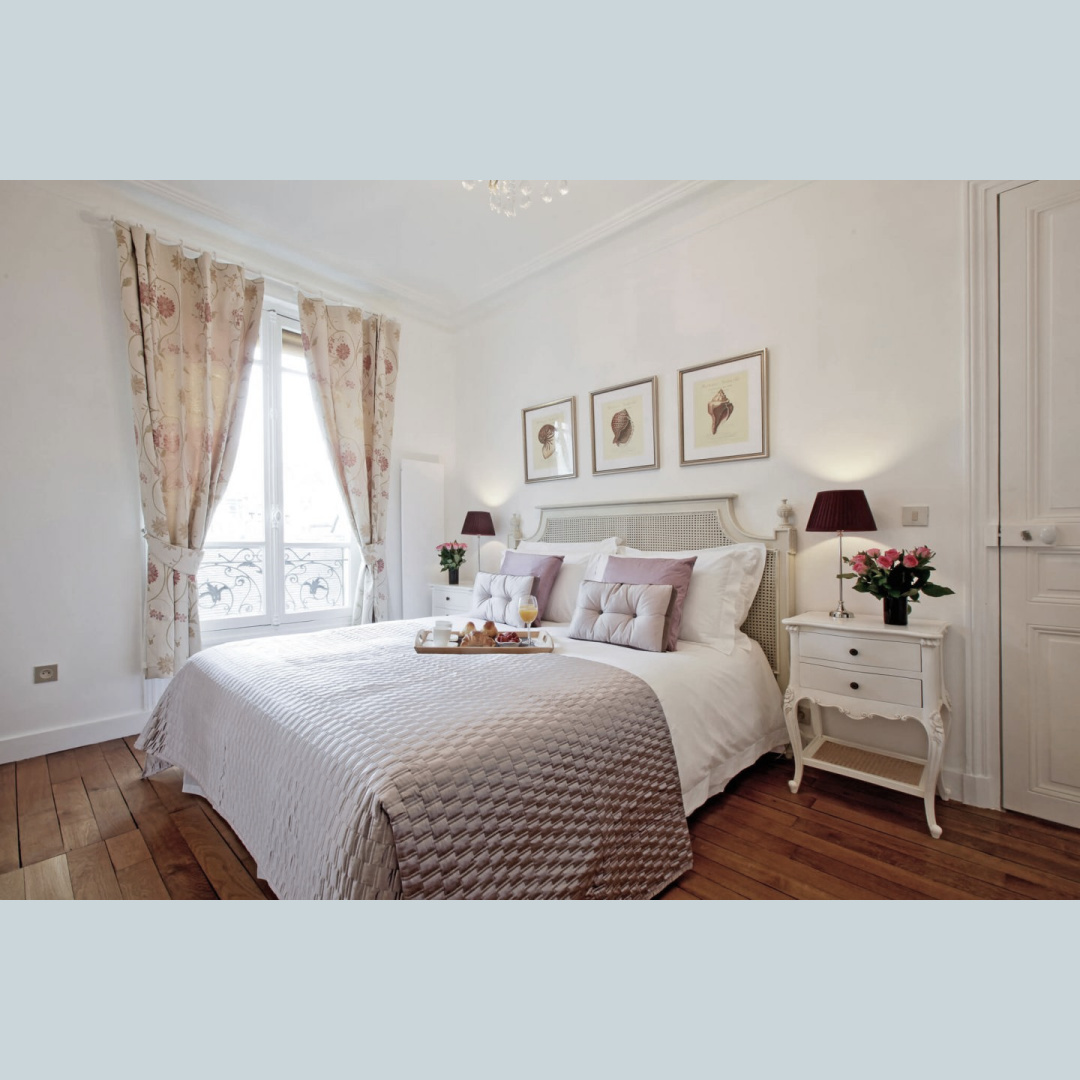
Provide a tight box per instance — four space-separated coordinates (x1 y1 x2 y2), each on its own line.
659 756 1080 900
2 741 1078 899
0 737 275 900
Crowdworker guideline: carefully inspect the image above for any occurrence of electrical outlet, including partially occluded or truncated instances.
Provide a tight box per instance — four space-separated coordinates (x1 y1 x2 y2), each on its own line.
33 664 58 684
902 505 929 527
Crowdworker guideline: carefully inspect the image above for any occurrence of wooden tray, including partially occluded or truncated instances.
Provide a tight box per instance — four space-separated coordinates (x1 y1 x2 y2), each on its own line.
413 628 554 654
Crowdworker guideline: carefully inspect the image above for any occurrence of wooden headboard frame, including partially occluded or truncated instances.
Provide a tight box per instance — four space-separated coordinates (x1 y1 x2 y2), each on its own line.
521 495 797 687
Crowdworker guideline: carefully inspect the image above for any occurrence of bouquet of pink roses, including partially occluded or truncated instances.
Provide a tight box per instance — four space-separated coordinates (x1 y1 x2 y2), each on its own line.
842 546 954 604
436 541 467 572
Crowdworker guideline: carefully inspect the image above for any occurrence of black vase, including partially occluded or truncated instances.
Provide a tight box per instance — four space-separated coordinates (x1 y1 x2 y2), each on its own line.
883 595 908 626
448 568 459 585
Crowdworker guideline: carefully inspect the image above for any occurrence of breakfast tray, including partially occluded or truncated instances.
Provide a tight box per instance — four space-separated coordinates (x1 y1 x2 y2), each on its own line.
413 628 555 655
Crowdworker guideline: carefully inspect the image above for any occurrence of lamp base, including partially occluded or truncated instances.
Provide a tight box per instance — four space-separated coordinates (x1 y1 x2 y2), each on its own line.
829 605 854 619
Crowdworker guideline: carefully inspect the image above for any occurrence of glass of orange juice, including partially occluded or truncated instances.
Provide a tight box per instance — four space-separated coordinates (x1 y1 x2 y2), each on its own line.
518 594 538 638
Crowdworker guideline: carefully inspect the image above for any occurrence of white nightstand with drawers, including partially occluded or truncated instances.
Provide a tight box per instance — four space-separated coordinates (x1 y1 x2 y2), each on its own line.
782 612 951 838
430 583 475 617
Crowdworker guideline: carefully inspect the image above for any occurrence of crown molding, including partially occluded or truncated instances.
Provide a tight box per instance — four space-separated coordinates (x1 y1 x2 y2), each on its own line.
88 179 811 330
467 180 723 305
105 180 458 327
456 179 811 325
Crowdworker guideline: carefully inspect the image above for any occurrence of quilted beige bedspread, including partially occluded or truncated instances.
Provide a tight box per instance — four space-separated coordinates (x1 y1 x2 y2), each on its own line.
138 621 692 899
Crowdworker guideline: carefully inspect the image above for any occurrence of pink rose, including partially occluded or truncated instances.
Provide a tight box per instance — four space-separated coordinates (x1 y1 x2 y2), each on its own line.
903 553 919 568
865 548 880 558
876 555 894 570
883 549 900 562
915 546 932 558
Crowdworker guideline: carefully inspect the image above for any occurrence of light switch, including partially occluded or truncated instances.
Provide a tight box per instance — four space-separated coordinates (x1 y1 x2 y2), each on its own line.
902 505 929 527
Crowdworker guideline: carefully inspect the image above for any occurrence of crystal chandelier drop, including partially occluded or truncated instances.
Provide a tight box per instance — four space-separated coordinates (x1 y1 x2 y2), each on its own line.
461 180 569 218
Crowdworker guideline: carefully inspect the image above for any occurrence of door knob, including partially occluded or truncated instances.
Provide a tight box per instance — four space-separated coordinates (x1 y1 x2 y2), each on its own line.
1021 525 1058 544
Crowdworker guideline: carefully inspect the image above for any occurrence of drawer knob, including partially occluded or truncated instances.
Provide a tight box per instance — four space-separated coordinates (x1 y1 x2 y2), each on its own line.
850 682 860 690
849 648 859 656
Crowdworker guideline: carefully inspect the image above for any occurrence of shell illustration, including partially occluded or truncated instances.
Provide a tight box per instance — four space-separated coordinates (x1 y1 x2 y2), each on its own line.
707 388 734 434
611 408 633 445
538 423 556 459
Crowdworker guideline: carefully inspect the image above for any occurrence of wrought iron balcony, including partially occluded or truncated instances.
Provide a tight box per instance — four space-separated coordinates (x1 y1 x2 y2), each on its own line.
198 542 348 619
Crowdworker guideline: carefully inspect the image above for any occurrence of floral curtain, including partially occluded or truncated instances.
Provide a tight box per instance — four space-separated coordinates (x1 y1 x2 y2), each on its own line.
116 224 263 677
297 295 400 622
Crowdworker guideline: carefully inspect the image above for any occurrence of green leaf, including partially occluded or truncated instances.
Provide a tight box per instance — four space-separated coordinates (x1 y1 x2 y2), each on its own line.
921 582 955 597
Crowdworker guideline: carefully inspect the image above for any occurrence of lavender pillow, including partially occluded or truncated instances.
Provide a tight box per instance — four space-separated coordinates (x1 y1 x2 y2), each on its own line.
499 550 564 623
600 554 697 651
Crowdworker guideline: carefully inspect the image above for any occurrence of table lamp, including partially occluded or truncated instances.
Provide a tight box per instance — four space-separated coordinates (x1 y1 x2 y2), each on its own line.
460 510 496 575
805 489 877 619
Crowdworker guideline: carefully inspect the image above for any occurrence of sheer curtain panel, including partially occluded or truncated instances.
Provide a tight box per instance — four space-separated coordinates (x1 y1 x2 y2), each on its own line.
116 224 264 676
297 295 400 622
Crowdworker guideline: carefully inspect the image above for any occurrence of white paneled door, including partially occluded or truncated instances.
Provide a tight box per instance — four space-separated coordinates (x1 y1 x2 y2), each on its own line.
1000 181 1080 826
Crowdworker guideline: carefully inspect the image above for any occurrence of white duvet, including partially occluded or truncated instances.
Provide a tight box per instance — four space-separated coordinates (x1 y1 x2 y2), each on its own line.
498 622 786 814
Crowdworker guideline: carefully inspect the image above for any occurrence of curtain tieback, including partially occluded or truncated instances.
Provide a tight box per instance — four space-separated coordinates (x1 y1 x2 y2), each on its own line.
145 534 203 576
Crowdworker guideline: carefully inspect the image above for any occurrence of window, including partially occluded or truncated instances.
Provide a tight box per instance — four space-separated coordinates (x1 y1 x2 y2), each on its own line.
198 306 358 638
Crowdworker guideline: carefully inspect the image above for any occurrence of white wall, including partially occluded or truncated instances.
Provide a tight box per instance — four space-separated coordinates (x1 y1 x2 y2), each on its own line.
0 178 977 787
0 181 456 761
452 181 971 776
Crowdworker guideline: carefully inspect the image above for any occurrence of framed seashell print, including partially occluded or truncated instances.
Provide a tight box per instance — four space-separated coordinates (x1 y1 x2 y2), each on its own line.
522 396 577 483
678 350 768 466
589 376 659 475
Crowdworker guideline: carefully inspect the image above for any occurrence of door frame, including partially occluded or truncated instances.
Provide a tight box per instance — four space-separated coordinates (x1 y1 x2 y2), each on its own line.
964 179 1034 809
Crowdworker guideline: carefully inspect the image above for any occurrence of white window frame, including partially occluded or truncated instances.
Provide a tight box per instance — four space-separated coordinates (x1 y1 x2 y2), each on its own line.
201 301 360 645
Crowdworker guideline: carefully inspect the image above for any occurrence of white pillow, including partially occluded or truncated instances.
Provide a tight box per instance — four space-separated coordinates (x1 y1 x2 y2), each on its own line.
516 537 621 624
466 572 536 627
616 543 766 653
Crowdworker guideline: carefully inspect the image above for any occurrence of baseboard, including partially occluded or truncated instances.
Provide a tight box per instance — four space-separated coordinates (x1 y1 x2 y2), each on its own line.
0 711 149 765
942 767 1000 810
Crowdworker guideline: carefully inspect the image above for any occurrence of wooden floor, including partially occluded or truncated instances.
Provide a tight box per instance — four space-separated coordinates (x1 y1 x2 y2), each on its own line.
0 737 274 900
659 755 1080 900
3 741 1079 900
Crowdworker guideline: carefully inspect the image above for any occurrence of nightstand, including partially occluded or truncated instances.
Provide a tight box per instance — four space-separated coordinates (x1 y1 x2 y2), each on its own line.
430 583 475 617
782 612 951 838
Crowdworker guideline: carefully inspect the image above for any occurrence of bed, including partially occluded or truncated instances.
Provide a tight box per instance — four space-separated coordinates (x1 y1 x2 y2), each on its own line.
138 495 796 899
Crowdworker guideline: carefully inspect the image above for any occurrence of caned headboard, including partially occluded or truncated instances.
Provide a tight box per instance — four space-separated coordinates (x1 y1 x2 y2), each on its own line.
522 495 796 687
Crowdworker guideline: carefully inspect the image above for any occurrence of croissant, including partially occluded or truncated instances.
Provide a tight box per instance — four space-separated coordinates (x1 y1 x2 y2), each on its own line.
482 621 498 637
461 631 497 648
462 621 476 636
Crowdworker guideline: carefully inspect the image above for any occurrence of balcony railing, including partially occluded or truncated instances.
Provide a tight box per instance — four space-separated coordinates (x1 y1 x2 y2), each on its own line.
198 542 349 619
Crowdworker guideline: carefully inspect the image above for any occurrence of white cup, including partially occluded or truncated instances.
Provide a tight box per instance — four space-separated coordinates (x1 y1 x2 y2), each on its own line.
432 619 452 647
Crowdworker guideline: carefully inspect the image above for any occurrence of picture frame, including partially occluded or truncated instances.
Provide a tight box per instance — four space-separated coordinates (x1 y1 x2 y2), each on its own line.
678 349 768 466
522 396 577 483
589 376 659 475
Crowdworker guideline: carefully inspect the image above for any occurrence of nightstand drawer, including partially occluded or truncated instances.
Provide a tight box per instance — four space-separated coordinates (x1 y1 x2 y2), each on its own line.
800 662 924 708
432 589 475 616
800 631 921 672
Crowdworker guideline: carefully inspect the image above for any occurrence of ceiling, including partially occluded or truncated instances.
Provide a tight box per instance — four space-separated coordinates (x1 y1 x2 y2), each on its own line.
109 180 721 324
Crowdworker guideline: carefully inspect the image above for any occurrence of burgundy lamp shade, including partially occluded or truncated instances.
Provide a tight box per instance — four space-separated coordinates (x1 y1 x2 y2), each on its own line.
805 490 876 533
460 510 496 537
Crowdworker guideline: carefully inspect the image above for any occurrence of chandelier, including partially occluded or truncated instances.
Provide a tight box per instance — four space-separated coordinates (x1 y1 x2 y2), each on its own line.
462 180 569 218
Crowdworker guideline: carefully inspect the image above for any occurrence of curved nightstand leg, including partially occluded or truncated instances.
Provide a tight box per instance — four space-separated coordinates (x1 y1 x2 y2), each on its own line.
925 798 943 839
924 711 946 839
782 688 803 794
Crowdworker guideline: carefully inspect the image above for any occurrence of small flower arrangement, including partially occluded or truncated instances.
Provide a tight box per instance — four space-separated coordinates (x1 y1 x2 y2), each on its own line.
842 546 955 605
436 541 467 572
